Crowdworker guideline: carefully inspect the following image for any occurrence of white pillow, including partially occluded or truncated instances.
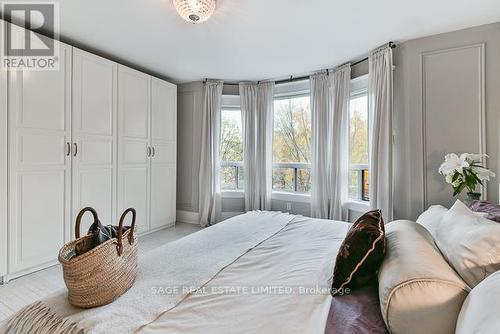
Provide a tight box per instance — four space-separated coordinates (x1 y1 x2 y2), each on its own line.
456 270 500 334
417 204 490 237
416 205 448 236
434 200 500 288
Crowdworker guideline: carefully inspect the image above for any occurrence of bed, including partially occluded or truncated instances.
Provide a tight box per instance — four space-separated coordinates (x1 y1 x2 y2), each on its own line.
1 211 387 334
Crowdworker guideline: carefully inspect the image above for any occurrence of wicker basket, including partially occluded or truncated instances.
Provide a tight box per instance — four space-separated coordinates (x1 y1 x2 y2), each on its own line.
59 207 138 308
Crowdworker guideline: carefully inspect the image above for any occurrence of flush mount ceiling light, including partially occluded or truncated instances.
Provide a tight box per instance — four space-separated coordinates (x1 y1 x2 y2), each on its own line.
173 0 216 24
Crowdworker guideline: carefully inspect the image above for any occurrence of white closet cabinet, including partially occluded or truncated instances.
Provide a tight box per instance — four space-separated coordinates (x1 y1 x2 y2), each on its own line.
117 70 177 232
117 66 151 233
72 49 118 233
150 78 177 230
7 43 73 274
2 28 176 281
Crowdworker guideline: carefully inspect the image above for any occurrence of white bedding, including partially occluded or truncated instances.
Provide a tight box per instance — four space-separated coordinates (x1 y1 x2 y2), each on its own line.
2 212 349 334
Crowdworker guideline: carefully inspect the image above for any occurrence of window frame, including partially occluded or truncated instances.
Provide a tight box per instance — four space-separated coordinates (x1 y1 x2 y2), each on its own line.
220 96 244 198
272 81 312 201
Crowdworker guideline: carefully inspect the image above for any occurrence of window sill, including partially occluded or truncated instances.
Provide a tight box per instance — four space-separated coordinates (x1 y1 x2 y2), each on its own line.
221 190 245 199
344 200 370 212
272 191 311 203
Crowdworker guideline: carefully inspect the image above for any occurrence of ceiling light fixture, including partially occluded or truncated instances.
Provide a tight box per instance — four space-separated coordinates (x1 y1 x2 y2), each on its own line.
173 0 216 24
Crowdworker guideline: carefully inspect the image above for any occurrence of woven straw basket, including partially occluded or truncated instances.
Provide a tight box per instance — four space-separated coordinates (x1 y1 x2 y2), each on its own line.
59 207 138 308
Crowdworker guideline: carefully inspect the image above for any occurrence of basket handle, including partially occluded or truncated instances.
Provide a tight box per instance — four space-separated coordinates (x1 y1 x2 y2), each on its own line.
75 207 99 239
116 208 136 256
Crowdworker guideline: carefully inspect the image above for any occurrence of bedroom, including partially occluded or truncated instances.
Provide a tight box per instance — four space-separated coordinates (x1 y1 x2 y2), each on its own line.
1 0 500 333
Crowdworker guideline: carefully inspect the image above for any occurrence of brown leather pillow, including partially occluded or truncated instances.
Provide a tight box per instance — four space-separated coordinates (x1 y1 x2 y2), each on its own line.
331 209 386 296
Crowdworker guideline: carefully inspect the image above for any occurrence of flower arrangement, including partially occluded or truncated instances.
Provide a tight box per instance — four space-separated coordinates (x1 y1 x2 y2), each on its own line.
438 153 496 198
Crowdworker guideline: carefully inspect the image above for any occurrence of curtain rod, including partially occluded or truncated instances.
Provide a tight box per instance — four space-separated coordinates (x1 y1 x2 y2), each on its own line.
210 41 396 87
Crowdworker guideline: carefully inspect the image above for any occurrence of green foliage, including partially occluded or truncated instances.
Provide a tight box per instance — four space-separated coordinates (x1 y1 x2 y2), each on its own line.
450 163 484 196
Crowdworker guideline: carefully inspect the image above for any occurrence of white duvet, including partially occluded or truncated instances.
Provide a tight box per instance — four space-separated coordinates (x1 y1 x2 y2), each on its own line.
3 212 349 334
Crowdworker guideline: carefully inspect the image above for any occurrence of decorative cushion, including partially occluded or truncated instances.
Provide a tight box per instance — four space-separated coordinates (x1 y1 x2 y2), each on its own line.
455 270 500 334
378 220 469 334
470 200 500 223
331 209 386 296
434 200 500 287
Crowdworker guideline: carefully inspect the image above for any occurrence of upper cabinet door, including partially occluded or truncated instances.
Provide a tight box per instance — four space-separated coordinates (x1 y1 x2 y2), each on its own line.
150 78 177 229
8 41 72 273
72 48 117 233
117 65 151 233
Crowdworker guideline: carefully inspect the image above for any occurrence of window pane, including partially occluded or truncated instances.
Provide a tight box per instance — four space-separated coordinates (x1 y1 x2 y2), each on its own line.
297 168 311 193
348 170 361 200
220 109 243 162
349 95 368 165
220 166 237 190
237 166 244 189
272 168 294 192
273 96 311 163
220 108 244 190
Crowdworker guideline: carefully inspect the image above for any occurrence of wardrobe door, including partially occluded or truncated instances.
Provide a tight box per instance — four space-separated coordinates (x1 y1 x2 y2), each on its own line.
72 49 117 234
150 78 177 230
8 43 72 273
117 66 151 233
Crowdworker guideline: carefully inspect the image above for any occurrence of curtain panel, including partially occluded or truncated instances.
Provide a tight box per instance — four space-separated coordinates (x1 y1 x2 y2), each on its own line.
198 80 224 226
368 46 394 221
239 81 274 211
310 65 351 220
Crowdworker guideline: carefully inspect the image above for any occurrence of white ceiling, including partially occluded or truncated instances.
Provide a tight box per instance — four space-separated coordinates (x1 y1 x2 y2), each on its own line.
9 0 500 83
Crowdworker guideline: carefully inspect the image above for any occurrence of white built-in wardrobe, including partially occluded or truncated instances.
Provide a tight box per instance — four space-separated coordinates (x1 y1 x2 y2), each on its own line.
0 21 177 282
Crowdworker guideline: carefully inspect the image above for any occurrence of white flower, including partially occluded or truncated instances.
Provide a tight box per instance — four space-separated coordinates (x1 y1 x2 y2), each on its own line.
439 153 469 176
472 166 496 181
464 153 488 163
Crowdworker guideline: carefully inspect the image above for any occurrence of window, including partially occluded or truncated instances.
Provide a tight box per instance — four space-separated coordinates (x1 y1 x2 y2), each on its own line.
272 95 312 194
348 91 369 201
220 108 244 190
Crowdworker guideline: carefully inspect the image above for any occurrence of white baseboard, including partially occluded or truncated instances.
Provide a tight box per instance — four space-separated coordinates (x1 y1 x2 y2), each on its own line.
176 210 200 225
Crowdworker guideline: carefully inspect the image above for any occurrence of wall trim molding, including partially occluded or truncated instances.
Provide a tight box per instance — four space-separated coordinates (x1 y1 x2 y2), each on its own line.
420 43 486 208
176 210 199 225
